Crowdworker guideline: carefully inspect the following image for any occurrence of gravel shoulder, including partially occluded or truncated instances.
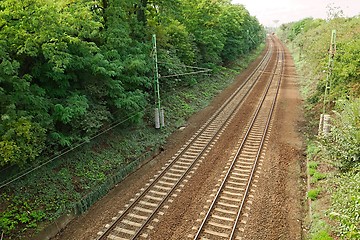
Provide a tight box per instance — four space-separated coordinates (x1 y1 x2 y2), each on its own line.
241 43 306 240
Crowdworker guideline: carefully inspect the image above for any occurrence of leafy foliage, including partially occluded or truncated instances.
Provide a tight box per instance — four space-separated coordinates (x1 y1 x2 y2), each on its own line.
278 15 360 239
0 0 264 237
278 17 360 106
0 0 264 167
308 188 321 200
0 193 46 233
330 172 360 238
311 230 333 240
320 99 360 171
0 116 46 166
0 45 264 238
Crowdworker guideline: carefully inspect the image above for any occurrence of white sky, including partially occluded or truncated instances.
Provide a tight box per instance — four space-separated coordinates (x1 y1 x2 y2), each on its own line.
231 0 360 27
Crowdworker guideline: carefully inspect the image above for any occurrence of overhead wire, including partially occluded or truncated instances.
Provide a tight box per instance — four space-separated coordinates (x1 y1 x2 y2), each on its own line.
160 69 212 79
0 105 130 177
157 61 212 78
0 106 150 189
0 60 212 189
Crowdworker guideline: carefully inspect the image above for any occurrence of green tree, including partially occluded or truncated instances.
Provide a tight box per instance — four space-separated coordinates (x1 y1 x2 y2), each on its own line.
0 116 46 166
0 0 263 167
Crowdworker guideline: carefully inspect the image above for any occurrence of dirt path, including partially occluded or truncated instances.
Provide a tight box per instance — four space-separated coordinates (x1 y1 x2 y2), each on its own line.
52 40 305 240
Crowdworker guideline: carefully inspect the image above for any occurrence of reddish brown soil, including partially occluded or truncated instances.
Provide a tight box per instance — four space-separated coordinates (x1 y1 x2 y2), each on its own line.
240 44 306 240
52 40 305 240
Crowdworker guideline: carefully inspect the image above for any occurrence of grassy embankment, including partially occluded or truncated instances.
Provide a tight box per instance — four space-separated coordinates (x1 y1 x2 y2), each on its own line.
278 16 359 240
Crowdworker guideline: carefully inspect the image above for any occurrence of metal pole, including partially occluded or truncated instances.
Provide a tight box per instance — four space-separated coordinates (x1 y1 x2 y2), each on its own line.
152 34 162 128
328 30 336 110
323 29 336 115
320 29 336 135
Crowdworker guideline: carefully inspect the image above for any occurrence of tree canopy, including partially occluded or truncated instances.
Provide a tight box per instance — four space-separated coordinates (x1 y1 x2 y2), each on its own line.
0 0 264 167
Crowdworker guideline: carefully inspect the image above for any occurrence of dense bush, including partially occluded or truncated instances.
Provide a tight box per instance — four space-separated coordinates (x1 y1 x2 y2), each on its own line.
330 172 360 238
278 17 360 104
321 99 360 171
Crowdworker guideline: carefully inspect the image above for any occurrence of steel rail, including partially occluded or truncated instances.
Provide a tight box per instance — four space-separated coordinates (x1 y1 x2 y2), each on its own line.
229 39 285 240
130 42 276 240
193 37 285 240
97 39 275 240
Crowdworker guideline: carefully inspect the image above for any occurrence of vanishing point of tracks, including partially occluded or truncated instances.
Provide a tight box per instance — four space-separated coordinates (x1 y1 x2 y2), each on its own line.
96 37 285 240
191 38 285 240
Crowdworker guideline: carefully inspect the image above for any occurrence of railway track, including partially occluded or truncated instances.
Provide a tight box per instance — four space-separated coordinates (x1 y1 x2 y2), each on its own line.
96 37 278 240
190 37 285 240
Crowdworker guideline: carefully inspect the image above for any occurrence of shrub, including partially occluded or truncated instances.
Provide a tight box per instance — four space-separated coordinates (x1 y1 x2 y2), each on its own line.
329 172 360 239
311 172 327 184
321 99 360 171
308 161 319 176
308 188 321 200
308 161 319 169
311 230 333 240
0 117 46 166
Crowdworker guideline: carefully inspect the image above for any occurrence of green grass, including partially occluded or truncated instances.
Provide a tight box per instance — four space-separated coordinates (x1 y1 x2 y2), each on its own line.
308 168 316 176
311 172 326 183
307 157 326 183
308 188 321 200
311 230 333 240
308 161 319 169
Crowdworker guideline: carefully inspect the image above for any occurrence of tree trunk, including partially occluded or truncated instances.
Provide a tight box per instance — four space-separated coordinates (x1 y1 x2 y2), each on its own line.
137 0 148 25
